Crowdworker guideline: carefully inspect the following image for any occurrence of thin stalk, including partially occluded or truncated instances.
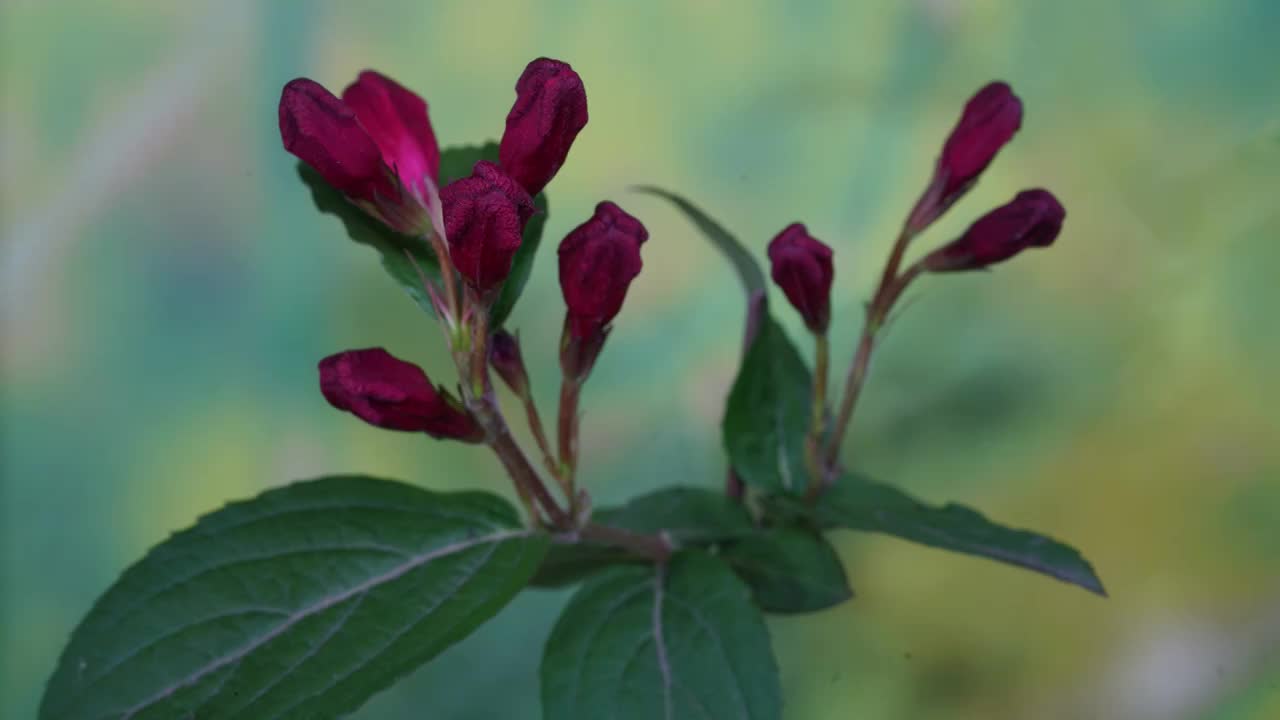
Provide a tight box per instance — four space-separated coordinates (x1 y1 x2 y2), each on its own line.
804 333 830 490
557 378 582 498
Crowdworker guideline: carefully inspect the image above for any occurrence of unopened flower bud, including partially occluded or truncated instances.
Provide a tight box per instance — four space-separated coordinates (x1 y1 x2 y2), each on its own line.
499 58 588 196
489 329 530 397
907 82 1023 233
318 347 483 442
767 223 834 334
279 78 395 205
558 201 649 340
441 161 536 293
341 70 441 195
923 189 1064 272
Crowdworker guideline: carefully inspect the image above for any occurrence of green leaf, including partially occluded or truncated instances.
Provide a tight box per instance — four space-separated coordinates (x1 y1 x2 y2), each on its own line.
768 475 1106 596
299 142 549 325
532 487 757 588
723 316 813 494
632 186 766 296
541 552 781 720
438 142 499 185
438 142 549 328
721 527 852 614
297 162 441 314
490 192 548 328
40 476 549 720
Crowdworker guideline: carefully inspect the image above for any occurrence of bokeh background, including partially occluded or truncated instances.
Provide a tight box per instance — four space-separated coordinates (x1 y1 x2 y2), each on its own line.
3 1 1279 718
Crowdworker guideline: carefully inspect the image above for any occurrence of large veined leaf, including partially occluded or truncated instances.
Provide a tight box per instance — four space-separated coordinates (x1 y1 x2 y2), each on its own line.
768 475 1106 596
541 552 781 720
40 476 549 720
723 316 814 494
721 526 852 614
532 486 757 588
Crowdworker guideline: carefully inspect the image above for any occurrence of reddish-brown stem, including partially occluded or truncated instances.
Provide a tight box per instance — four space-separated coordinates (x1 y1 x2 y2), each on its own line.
522 390 568 498
580 522 672 562
803 333 830 492
813 248 924 503
469 392 569 528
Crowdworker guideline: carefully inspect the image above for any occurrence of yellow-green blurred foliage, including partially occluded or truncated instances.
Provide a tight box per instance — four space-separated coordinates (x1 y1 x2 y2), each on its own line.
3 1 1278 718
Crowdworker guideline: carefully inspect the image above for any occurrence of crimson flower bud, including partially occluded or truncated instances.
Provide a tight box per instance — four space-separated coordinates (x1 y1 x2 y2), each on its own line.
280 78 395 205
488 330 530 397
341 70 441 195
907 82 1023 233
441 161 536 293
767 223 834 334
923 189 1064 272
318 348 483 442
498 57 588 196
558 201 649 340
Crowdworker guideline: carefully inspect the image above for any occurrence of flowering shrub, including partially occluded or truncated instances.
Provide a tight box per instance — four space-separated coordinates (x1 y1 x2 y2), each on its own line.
40 58 1102 720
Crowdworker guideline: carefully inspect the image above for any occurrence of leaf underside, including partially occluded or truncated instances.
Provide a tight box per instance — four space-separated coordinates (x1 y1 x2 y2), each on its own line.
541 552 781 720
40 476 548 720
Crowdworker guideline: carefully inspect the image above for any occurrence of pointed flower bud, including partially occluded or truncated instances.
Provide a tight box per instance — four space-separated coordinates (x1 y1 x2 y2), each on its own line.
907 82 1023 233
923 189 1064 272
767 223 834 334
440 161 536 293
342 70 441 195
318 348 483 442
558 201 649 340
280 78 395 205
489 329 530 397
499 57 588 196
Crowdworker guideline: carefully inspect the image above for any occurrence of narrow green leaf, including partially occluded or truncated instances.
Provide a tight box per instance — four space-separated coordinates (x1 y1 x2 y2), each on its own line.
490 192 548 328
722 527 852 614
438 142 548 328
632 186 766 296
723 316 813 494
532 486 757 588
768 475 1107 596
40 476 549 720
299 143 548 325
297 163 440 314
438 142 499 185
541 552 781 720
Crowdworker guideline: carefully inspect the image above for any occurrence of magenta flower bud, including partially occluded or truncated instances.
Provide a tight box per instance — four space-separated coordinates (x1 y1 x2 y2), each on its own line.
923 189 1065 272
488 329 530 397
318 347 483 442
342 70 441 194
279 78 396 205
558 201 649 341
441 161 536 293
907 82 1023 233
498 57 588 196
767 223 834 334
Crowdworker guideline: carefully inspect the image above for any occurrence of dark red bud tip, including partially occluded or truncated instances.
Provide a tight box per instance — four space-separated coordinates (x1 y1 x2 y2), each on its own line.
318 347 483 442
558 201 649 340
940 82 1023 196
767 223 834 334
342 70 441 194
489 329 530 396
441 161 536 293
908 81 1024 233
924 189 1065 272
280 78 397 204
499 57 588 196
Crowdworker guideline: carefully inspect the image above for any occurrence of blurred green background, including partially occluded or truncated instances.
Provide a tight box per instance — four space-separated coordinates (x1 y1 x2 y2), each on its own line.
3 1 1279 718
